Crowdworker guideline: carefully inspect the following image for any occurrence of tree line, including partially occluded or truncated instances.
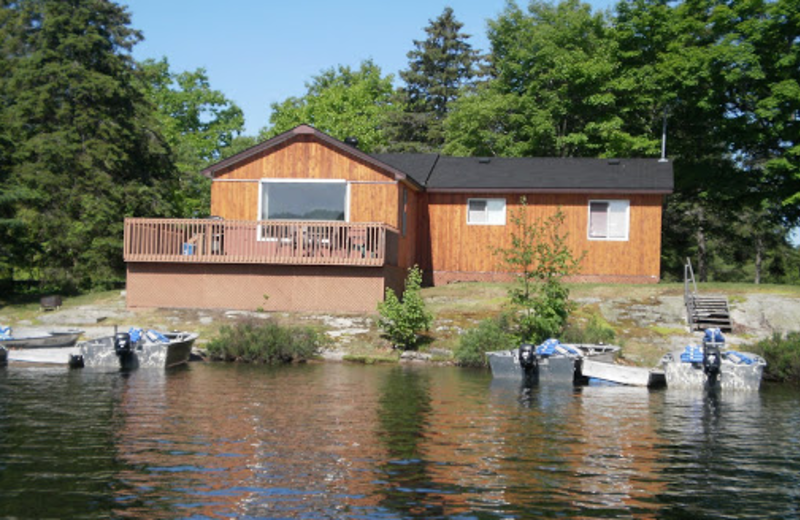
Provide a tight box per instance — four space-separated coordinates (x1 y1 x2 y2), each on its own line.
1 0 798 293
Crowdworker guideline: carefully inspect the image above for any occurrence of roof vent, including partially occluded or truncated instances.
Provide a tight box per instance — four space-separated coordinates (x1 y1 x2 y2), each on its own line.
344 136 359 148
479 158 491 164
608 159 621 165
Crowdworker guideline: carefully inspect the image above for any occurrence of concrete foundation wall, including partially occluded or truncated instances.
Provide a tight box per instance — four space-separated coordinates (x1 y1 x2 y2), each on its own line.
127 263 401 313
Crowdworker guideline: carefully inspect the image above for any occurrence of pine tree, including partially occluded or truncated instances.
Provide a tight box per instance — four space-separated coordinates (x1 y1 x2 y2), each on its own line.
0 0 176 291
385 7 482 152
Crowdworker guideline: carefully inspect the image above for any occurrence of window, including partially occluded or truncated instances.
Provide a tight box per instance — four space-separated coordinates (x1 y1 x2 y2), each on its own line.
260 180 348 221
588 200 629 240
467 198 506 225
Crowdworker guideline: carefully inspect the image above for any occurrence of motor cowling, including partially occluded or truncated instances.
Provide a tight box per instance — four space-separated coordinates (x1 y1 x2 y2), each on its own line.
114 332 132 357
703 342 722 377
518 343 538 372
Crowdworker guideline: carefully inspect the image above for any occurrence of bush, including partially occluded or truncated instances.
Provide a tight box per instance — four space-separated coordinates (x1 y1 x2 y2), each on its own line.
562 313 617 345
454 314 516 368
206 320 323 363
378 265 432 349
491 201 584 344
750 332 800 382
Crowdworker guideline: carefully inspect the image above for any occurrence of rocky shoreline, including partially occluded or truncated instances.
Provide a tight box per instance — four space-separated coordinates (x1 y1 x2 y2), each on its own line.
3 288 800 367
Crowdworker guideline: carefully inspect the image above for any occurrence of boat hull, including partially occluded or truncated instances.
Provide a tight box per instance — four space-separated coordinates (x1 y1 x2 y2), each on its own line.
661 351 766 390
78 332 198 369
582 358 666 388
487 344 620 384
487 349 576 382
1 330 83 349
7 345 83 365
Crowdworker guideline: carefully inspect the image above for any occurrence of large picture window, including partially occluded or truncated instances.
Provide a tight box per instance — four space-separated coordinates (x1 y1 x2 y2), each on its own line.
260 180 348 221
467 198 506 225
588 200 629 240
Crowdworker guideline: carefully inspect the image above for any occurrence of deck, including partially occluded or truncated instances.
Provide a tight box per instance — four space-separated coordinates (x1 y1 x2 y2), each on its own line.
124 218 399 267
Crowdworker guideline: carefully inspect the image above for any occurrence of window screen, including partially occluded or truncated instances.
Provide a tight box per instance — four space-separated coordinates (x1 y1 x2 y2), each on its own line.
468 198 506 225
589 200 629 240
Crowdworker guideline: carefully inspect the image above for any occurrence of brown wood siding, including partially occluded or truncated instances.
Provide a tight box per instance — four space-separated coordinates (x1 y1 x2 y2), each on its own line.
208 137 411 247
423 193 663 278
210 181 259 220
214 137 397 182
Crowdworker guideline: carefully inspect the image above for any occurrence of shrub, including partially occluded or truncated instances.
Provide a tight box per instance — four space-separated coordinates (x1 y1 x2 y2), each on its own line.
454 314 516 368
378 265 432 349
206 320 323 363
562 313 617 345
491 199 585 344
750 332 800 382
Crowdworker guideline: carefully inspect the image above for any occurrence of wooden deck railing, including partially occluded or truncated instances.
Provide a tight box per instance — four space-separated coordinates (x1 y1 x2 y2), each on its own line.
124 218 398 267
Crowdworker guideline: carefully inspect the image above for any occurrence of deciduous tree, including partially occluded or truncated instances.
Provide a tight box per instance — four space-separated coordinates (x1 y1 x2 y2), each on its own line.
261 60 396 153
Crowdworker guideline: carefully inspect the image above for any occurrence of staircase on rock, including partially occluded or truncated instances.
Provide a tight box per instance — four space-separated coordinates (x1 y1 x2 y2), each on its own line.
684 259 732 332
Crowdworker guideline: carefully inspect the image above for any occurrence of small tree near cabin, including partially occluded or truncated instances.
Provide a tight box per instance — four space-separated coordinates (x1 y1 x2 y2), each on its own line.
378 265 432 350
493 197 585 343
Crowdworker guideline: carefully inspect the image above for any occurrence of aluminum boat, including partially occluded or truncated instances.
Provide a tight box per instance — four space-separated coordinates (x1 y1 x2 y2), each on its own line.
78 328 198 370
1 327 85 366
487 339 620 384
661 329 766 390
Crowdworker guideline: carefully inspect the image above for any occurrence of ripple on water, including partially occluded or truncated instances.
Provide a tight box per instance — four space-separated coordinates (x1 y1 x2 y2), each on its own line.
1 364 799 519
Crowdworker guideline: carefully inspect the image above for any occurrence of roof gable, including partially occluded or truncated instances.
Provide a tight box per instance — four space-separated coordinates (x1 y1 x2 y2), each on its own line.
201 125 422 189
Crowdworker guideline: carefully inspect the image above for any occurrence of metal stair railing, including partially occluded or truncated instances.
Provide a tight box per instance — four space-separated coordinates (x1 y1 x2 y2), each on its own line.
684 258 698 330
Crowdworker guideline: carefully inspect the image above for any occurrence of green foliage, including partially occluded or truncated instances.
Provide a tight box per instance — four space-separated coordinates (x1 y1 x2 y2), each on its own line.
384 7 483 152
261 60 397 153
377 265 433 349
0 0 177 291
139 57 245 217
750 332 800 383
492 198 584 343
454 314 516 368
563 313 617 345
446 0 636 158
205 320 323 364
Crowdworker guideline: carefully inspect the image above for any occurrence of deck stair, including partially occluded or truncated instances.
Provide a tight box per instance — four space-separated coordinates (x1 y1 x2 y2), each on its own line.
684 259 732 332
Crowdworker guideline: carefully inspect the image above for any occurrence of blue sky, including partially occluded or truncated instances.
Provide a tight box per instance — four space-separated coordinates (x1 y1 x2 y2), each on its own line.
122 0 614 136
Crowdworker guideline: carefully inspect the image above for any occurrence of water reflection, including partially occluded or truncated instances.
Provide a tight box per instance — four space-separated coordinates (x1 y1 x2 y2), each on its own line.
655 388 800 519
0 366 130 518
1 364 799 519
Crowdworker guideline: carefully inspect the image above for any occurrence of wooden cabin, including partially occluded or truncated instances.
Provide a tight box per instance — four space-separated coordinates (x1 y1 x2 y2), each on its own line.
124 125 673 312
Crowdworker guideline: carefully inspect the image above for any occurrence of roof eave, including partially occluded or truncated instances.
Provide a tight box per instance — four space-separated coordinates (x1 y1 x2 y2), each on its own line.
201 125 423 191
426 187 673 194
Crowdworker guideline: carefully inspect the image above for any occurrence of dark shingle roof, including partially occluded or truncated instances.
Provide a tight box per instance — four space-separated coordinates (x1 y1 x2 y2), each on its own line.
371 153 439 187
373 154 673 193
201 125 672 193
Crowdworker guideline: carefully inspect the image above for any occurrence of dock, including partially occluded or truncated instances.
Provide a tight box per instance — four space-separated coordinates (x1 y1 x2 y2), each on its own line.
582 359 666 388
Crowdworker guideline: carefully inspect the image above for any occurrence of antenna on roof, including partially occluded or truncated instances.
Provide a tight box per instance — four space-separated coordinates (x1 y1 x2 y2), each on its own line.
659 105 669 163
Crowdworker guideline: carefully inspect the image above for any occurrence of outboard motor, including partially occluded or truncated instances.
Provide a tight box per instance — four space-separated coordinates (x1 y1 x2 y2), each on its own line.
114 332 133 357
702 342 722 380
702 327 724 382
518 343 538 378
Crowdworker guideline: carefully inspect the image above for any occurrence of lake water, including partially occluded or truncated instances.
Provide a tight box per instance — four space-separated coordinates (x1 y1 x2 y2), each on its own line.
1 362 799 519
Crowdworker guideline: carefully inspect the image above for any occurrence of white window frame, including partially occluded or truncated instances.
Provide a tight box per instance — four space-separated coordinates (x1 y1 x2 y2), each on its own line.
587 199 630 241
467 198 506 226
257 179 350 241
